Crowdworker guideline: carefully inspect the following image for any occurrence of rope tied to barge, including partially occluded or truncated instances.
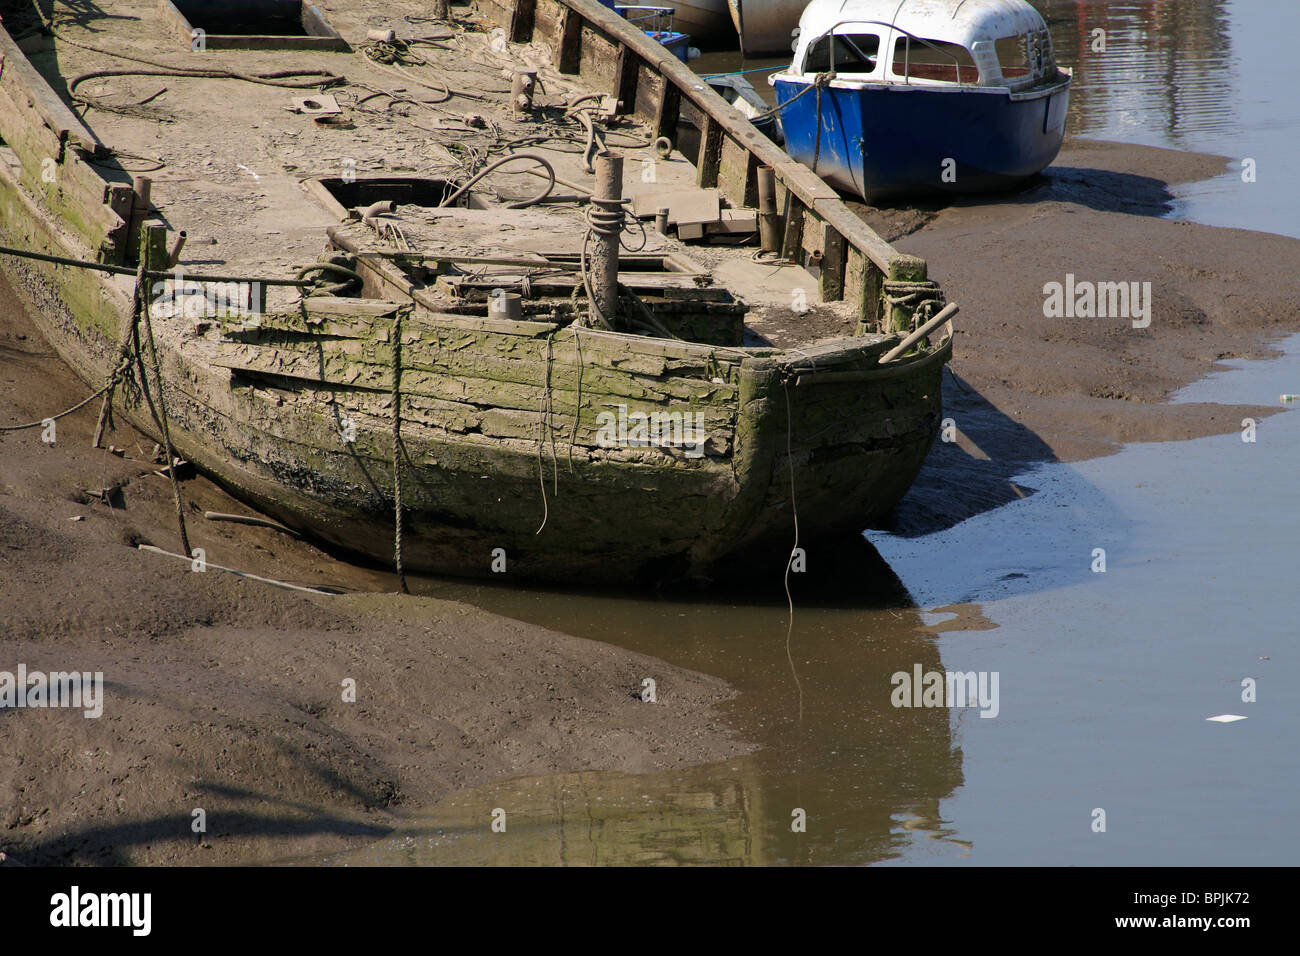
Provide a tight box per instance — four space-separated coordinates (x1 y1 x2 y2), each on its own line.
0 376 120 432
391 306 409 594
0 242 314 286
750 71 836 123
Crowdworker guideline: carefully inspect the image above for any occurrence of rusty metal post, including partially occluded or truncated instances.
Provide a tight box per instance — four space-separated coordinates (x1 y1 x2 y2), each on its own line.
757 165 780 254
511 70 536 115
590 151 624 324
655 206 670 236
488 289 523 321
127 176 152 262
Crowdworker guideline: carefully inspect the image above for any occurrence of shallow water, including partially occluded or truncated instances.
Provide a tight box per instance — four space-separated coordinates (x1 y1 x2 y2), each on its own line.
321 335 1298 866
298 0 1300 866
694 0 1300 238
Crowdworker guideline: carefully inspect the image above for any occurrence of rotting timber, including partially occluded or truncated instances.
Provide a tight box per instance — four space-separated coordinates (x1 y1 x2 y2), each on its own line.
0 0 954 584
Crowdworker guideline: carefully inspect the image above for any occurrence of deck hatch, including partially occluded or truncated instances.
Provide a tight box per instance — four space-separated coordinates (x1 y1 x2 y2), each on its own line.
161 0 348 51
313 177 460 214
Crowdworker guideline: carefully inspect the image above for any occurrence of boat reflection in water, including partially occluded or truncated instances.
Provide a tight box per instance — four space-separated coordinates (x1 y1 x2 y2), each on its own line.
772 0 1071 200
326 536 968 865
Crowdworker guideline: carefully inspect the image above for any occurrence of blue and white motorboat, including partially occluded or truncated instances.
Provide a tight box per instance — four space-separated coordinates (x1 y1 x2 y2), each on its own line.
770 0 1071 200
614 5 701 62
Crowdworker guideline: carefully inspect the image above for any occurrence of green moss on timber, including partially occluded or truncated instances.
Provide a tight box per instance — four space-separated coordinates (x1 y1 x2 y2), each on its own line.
0 171 120 344
888 255 927 282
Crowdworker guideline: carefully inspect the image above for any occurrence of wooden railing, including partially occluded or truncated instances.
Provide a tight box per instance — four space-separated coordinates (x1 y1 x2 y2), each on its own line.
475 0 935 327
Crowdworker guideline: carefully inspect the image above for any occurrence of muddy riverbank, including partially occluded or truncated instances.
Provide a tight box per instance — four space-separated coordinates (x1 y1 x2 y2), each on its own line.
863 138 1298 535
0 283 751 865
3 133 1298 865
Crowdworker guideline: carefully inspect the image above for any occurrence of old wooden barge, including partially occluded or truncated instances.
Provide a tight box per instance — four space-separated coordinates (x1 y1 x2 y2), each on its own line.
0 0 953 584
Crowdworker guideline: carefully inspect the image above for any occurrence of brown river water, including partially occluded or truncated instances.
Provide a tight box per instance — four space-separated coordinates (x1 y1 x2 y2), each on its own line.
302 0 1300 865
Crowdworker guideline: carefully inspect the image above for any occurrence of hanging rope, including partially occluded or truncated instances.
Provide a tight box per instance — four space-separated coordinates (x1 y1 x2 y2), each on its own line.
136 252 192 560
93 261 150 447
781 377 805 726
535 329 560 535
2 263 144 434
391 307 409 594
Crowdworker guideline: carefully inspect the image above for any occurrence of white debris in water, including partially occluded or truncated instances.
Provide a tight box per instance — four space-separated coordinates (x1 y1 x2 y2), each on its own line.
1206 714 1248 723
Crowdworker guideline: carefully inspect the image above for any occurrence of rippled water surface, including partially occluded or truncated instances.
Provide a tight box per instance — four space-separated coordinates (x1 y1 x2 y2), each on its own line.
694 0 1300 238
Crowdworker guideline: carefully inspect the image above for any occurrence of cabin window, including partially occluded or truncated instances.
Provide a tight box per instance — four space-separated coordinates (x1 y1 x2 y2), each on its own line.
995 35 1032 79
890 37 978 84
804 34 880 74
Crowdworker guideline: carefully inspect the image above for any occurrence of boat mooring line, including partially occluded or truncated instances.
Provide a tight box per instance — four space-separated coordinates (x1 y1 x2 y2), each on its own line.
699 67 783 79
782 378 806 726
392 307 409 594
0 379 116 431
0 243 312 286
137 231 192 560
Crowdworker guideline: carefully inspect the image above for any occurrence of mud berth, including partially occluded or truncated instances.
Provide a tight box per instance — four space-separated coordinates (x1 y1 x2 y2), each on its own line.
0 0 954 584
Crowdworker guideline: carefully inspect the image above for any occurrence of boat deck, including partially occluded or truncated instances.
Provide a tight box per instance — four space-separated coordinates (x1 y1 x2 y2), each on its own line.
4 0 856 347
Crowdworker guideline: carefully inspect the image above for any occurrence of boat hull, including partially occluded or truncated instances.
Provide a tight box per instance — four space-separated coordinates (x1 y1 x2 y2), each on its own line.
0 0 953 587
773 77 1070 200
728 0 803 56
667 0 735 40
0 158 947 584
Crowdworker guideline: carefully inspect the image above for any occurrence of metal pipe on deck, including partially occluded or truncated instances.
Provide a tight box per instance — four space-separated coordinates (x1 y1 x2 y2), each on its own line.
590 151 624 324
166 230 187 268
757 166 780 254
511 70 537 115
488 289 523 321
126 176 151 262
655 206 670 236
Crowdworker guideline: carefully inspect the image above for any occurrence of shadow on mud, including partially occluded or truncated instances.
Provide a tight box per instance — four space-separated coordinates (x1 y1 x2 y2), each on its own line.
886 368 1060 538
863 161 1182 223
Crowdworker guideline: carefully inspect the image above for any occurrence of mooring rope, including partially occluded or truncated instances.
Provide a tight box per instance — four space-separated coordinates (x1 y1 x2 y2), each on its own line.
535 329 559 535
2 263 142 434
750 71 835 123
92 261 149 447
0 380 115 431
391 307 408 594
137 258 192 560
781 377 806 726
0 242 311 286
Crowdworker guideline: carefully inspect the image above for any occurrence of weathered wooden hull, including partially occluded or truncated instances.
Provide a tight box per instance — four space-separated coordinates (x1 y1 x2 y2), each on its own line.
0 0 952 586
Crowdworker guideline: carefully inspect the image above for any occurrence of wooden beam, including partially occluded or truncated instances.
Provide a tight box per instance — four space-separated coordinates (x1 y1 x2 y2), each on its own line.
553 7 581 74
509 0 537 42
696 115 723 189
819 224 846 302
653 83 680 143
612 44 638 113
0 32 101 156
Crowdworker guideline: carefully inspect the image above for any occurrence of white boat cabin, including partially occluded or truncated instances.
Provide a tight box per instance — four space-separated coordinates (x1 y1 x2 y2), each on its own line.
788 0 1060 90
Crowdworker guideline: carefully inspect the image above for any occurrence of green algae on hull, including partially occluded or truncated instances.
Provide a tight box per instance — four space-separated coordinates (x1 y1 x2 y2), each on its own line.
0 0 952 584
